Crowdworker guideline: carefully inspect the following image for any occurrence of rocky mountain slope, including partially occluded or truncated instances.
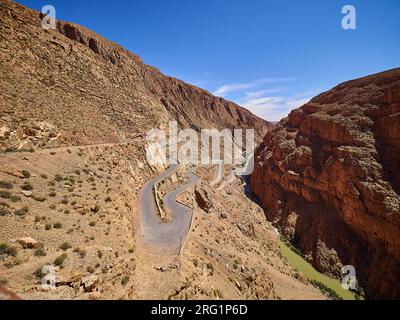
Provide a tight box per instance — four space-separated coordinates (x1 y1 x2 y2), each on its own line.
250 68 400 299
0 0 269 153
0 1 326 300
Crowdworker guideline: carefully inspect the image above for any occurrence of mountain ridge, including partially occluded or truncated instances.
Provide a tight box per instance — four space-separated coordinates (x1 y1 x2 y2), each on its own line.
0 0 270 153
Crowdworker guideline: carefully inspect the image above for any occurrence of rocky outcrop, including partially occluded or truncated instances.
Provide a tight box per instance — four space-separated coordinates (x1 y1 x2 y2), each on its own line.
250 68 400 299
17 237 38 249
195 185 213 213
0 0 270 152
0 287 21 300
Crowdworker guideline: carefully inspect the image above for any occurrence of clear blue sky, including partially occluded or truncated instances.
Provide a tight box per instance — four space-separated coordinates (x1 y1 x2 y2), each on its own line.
20 0 400 121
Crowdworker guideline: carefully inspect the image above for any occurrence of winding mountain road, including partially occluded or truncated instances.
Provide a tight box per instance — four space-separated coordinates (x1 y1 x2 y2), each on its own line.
140 165 199 254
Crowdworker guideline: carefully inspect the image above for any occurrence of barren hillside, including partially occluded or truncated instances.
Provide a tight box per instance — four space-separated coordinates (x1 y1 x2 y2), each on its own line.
0 0 269 153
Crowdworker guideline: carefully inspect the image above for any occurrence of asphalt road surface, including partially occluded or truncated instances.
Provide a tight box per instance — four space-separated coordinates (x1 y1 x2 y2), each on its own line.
140 164 199 254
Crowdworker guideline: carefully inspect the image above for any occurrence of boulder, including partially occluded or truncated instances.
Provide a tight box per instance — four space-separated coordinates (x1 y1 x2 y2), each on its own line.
195 186 212 213
17 237 37 249
81 275 99 293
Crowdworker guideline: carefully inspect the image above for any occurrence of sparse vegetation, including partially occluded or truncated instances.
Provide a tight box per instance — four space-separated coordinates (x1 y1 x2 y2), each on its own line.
0 180 13 189
0 190 12 199
53 222 62 229
0 207 11 216
121 275 130 285
49 191 56 197
33 195 47 202
0 278 8 287
14 206 29 216
0 242 18 257
54 253 67 266
87 266 95 274
73 247 86 258
87 177 95 183
45 223 52 230
34 243 46 257
89 221 96 227
40 174 48 179
60 242 72 251
310 280 343 300
55 174 64 182
33 267 46 279
206 262 214 275
10 195 21 202
21 170 31 178
21 182 33 191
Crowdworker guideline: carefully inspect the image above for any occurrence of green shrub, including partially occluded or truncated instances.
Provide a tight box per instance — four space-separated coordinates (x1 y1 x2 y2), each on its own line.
40 174 48 180
73 247 86 258
34 243 46 257
0 242 17 257
87 266 95 274
33 267 46 279
121 275 129 286
206 262 214 274
21 182 33 191
33 195 47 202
14 206 29 216
60 242 72 251
54 174 63 182
45 223 52 230
0 190 12 199
10 195 21 202
213 288 224 299
54 253 67 266
53 222 62 229
21 170 31 179
61 198 68 205
89 221 96 227
0 207 11 216
0 180 13 189
310 280 343 300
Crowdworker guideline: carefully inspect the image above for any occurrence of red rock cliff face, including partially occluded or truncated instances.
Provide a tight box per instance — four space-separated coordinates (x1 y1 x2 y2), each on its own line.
250 69 400 299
